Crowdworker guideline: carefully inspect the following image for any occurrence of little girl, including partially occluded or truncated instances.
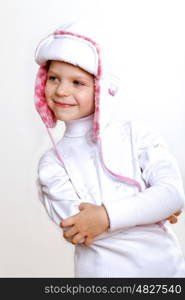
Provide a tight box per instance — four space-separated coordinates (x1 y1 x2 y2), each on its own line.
35 20 185 277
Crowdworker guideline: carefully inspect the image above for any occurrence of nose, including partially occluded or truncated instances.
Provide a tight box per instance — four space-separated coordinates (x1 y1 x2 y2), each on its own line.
55 82 70 97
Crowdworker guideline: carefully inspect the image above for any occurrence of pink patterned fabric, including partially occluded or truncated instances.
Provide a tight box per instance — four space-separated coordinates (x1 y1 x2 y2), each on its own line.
34 65 57 128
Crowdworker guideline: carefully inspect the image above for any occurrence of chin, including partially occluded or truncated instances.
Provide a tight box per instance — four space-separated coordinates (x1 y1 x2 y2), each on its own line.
56 114 78 122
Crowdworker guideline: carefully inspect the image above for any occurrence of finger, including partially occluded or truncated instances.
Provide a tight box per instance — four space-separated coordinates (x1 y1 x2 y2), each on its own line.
174 211 182 216
79 202 87 211
72 233 84 245
166 216 173 222
84 237 92 246
63 226 78 239
61 216 76 228
169 215 177 224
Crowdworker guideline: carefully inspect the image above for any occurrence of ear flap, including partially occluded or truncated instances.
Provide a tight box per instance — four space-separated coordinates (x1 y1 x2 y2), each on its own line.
34 65 57 128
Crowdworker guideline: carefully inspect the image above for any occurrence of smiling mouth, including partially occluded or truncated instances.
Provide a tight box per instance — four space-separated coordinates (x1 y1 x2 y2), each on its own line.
54 102 76 108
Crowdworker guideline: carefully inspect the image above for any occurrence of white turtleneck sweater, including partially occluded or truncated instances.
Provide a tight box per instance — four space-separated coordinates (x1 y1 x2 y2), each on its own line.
38 115 185 277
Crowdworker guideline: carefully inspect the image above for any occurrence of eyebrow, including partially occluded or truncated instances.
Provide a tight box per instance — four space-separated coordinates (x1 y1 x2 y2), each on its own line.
47 69 60 76
48 69 93 82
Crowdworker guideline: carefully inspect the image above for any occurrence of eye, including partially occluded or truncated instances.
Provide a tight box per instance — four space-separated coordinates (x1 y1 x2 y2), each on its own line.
48 76 57 81
73 80 84 86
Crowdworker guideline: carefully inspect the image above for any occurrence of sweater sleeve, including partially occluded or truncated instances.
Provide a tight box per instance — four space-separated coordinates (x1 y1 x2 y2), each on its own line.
104 125 185 232
37 149 81 226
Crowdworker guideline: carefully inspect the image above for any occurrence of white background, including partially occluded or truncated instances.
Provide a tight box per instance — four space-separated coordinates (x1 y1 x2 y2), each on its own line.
0 0 185 277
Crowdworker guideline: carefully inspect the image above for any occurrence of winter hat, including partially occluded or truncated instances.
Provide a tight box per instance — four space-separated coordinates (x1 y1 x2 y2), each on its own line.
35 28 99 76
34 19 119 141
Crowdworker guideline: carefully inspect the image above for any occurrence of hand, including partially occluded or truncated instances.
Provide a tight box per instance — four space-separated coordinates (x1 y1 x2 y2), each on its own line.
60 203 110 246
166 210 182 224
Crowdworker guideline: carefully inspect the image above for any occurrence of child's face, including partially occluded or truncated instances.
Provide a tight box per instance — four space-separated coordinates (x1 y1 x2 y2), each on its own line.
45 61 95 122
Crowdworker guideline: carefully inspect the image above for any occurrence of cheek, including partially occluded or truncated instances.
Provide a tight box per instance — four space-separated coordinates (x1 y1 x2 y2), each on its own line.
79 95 94 109
75 87 94 110
83 89 94 105
88 91 95 108
45 84 52 101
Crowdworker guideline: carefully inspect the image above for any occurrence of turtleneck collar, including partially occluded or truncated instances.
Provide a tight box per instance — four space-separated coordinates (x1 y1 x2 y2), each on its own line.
64 114 94 137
